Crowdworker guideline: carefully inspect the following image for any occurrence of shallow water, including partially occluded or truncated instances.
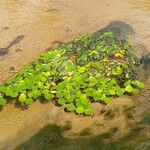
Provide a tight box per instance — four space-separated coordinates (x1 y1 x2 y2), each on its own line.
0 0 150 150
130 0 150 11
15 123 150 150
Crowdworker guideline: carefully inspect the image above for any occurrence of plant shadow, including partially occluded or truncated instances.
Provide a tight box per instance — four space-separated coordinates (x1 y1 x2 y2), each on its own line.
94 20 135 40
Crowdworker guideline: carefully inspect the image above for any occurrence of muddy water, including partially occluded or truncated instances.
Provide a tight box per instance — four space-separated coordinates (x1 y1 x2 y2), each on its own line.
0 0 150 150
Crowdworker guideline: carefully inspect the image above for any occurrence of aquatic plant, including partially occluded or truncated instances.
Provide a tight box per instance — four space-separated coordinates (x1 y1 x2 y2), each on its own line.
0 32 144 115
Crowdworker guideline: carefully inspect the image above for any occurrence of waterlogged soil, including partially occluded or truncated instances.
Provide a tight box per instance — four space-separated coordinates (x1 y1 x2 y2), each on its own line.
0 0 150 150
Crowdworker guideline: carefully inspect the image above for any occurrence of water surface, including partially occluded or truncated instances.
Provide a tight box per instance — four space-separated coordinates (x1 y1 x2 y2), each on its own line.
0 0 150 150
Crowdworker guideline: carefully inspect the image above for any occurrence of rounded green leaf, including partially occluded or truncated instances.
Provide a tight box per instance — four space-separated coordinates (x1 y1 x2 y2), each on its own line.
124 80 131 87
0 86 6 93
78 67 86 73
44 93 54 101
41 77 47 82
100 94 107 101
58 98 66 105
108 89 115 95
132 88 140 94
11 92 18 98
76 106 84 114
19 93 26 103
125 85 133 93
84 108 93 116
76 99 83 107
31 90 41 99
116 88 125 96
25 98 33 105
103 97 111 104
131 81 144 89
0 97 6 106
66 104 76 112
5 87 13 96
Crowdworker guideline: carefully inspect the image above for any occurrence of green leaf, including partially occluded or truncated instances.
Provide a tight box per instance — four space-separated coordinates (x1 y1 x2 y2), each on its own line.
5 87 13 96
24 77 35 89
66 104 76 112
44 93 54 101
116 66 122 75
41 77 47 82
89 77 97 87
108 89 116 95
78 67 86 73
37 82 44 89
76 106 84 114
103 97 111 104
58 98 66 105
76 99 83 107
66 95 74 103
131 81 144 89
44 72 51 77
110 78 117 85
125 85 133 93
132 89 140 94
28 90 41 99
84 108 93 116
19 93 26 103
56 91 63 98
125 73 129 79
10 91 18 98
93 96 101 102
100 94 107 102
0 86 5 93
116 88 125 96
42 89 50 95
0 97 6 106
25 98 33 105
124 80 131 87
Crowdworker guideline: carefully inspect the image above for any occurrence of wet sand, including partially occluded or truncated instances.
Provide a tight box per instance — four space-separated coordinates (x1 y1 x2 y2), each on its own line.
0 0 150 149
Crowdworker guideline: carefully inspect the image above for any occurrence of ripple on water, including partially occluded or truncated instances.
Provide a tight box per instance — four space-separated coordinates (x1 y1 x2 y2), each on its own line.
130 0 150 11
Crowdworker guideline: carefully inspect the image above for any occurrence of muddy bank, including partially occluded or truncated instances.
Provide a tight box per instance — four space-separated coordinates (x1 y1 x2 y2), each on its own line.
0 0 150 149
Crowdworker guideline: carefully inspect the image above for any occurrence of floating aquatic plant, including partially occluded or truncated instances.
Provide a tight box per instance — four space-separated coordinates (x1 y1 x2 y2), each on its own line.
0 32 144 115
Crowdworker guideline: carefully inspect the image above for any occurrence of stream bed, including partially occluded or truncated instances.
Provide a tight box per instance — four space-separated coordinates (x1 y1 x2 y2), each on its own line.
0 0 150 150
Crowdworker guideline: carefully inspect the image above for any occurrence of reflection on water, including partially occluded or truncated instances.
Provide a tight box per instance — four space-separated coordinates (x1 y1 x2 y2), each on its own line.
130 0 150 11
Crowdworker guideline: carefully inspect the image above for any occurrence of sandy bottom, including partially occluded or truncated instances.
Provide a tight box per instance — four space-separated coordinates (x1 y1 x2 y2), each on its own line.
0 0 150 149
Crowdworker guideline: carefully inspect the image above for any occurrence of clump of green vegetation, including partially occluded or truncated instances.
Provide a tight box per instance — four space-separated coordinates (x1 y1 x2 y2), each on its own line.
0 32 144 115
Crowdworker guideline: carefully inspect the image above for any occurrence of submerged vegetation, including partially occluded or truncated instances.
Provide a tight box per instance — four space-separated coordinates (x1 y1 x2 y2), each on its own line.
16 123 150 150
0 32 144 115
